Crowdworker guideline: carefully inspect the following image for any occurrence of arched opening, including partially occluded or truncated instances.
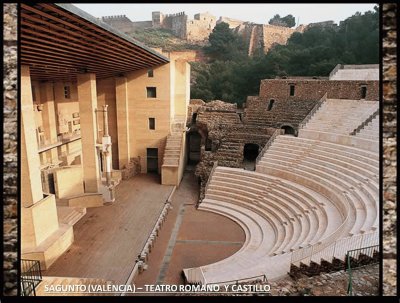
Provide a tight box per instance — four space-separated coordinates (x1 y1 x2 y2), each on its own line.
243 143 259 171
187 131 202 164
281 125 295 135
192 113 197 123
267 99 275 111
361 86 367 99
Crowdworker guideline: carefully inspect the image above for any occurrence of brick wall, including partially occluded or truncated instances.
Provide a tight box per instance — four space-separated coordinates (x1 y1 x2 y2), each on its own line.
259 79 379 102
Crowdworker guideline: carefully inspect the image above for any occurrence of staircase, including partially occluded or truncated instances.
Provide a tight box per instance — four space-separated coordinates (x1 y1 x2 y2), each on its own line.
290 247 379 278
161 116 186 185
355 114 379 141
163 117 185 167
57 206 86 226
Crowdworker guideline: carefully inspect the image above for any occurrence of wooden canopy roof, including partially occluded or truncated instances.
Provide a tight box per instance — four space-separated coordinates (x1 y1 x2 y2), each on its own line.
21 3 170 81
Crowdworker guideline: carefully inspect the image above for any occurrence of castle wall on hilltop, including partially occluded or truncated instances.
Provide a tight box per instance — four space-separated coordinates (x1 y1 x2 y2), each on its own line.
186 12 217 42
217 16 245 28
101 11 314 55
262 24 305 53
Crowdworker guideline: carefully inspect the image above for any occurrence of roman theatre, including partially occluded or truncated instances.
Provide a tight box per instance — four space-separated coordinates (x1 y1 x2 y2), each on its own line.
20 3 379 296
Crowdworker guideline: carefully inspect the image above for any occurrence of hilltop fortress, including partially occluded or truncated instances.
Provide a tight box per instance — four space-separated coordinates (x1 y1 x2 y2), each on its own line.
101 12 334 55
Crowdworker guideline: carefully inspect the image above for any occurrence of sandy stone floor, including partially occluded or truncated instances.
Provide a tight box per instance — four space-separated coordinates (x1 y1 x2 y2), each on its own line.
43 174 173 284
131 171 245 295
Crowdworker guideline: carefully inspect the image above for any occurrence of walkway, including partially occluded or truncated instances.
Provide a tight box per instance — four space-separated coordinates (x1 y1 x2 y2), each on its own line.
131 171 245 294
44 174 174 284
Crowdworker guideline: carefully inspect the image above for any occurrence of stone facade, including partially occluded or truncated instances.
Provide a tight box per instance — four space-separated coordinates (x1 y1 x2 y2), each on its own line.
188 100 276 201
101 15 152 32
3 2 18 296
382 3 397 297
243 96 317 130
259 79 379 102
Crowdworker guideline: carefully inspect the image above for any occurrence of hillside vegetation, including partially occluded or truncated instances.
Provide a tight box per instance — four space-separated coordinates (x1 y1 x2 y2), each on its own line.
191 6 379 106
128 28 202 52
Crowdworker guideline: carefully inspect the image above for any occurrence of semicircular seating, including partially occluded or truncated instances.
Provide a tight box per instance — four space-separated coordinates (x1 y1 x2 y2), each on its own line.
183 98 379 285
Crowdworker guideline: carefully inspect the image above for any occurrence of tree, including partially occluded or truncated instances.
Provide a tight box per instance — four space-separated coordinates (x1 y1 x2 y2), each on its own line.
204 22 247 62
269 14 296 28
192 8 378 104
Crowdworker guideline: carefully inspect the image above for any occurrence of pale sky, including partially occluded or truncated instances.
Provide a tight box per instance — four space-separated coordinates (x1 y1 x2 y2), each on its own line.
73 3 377 26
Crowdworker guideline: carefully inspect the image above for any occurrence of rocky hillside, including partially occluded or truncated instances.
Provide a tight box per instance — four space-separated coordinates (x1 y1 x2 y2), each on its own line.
128 27 204 52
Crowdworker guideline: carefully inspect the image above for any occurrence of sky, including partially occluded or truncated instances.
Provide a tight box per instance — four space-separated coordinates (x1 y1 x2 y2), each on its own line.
73 3 377 26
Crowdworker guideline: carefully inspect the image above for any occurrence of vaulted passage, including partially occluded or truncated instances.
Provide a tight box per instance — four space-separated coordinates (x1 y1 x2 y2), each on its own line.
188 131 201 164
281 125 295 135
243 143 259 161
243 143 259 171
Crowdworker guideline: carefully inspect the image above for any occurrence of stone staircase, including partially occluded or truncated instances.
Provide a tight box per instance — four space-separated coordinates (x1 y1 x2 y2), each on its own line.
303 99 379 135
162 117 185 167
35 276 116 296
355 114 379 141
290 249 379 278
57 206 86 226
184 99 379 286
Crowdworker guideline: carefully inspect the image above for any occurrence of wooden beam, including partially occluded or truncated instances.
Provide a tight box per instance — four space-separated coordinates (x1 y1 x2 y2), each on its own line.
21 29 148 70
21 14 151 69
21 4 165 66
39 3 167 64
22 37 145 71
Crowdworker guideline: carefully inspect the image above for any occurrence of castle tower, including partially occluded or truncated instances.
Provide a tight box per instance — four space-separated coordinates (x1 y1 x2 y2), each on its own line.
152 11 164 28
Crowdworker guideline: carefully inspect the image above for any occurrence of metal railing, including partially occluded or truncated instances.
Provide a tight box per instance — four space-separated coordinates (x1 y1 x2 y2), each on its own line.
291 192 351 266
204 160 218 195
298 92 327 129
291 230 379 267
349 108 379 136
255 129 284 165
21 259 42 296
346 244 379 295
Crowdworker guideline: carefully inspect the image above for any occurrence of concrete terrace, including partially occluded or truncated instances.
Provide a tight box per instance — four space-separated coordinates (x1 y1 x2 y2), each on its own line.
43 174 174 284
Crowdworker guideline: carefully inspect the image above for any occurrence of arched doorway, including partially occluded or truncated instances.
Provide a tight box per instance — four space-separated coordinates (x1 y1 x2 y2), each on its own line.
187 131 202 164
281 125 295 135
243 143 259 171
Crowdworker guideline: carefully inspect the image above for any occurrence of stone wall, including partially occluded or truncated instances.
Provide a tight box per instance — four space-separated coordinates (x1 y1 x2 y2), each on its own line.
259 79 379 102
186 12 217 42
189 100 275 201
382 3 397 297
3 2 18 296
101 15 135 33
101 11 308 54
244 96 317 129
217 16 245 29
262 24 305 53
235 22 306 56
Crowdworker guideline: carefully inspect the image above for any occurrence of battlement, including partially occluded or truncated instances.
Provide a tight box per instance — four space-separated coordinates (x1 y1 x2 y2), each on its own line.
102 15 131 21
165 12 186 18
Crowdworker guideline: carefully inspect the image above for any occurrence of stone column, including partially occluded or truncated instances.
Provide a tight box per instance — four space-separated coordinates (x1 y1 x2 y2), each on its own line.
77 73 100 193
115 77 131 169
40 82 58 144
21 65 43 207
40 82 58 162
